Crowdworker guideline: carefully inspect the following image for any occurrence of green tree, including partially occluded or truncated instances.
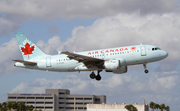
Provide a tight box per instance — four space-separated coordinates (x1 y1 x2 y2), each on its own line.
12 102 18 110
17 102 25 111
25 105 30 111
2 102 7 111
165 106 170 111
160 104 165 111
150 102 155 111
125 104 137 111
0 103 2 109
153 103 160 111
38 109 42 111
6 102 12 111
0 107 6 111
29 105 33 111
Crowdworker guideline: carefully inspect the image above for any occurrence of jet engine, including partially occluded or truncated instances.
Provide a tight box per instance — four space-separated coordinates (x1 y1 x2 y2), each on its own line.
104 59 127 74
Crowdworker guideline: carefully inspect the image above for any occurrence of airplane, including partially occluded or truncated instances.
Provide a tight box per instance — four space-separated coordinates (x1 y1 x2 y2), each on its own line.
13 33 168 81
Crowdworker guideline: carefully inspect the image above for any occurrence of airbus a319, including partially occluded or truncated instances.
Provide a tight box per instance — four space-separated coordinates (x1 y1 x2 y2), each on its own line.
13 33 168 81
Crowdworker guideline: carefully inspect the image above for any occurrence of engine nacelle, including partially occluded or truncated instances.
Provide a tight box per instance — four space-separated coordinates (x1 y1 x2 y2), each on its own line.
112 66 127 74
104 59 127 74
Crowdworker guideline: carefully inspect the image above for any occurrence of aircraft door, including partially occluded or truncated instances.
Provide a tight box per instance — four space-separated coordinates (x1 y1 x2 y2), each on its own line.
140 46 146 56
102 53 105 59
46 57 51 67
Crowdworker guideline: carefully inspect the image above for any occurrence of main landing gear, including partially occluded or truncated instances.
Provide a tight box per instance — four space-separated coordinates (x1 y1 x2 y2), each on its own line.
143 64 149 74
89 70 102 81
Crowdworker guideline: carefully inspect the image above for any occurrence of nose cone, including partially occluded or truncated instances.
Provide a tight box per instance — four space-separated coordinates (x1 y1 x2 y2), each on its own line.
162 51 168 59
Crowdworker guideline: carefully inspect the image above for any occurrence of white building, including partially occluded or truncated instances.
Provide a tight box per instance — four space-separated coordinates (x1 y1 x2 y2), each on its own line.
87 104 149 111
7 89 106 111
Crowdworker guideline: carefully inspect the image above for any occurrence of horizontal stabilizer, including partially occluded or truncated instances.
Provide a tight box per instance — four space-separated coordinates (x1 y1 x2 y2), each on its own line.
13 60 37 66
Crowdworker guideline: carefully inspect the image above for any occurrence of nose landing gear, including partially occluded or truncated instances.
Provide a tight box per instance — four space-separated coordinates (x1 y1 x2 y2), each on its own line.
143 64 149 74
89 70 102 81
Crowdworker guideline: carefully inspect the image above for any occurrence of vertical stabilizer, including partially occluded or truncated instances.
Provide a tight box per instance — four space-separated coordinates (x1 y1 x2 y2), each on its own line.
15 33 46 60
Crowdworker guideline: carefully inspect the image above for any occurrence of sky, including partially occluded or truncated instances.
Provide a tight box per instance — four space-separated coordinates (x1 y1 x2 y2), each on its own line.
0 0 180 110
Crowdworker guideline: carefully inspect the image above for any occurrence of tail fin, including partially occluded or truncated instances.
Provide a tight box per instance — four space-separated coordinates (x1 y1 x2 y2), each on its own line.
15 33 46 60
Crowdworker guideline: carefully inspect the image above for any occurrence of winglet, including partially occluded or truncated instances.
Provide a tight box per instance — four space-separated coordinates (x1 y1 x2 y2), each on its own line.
57 50 62 55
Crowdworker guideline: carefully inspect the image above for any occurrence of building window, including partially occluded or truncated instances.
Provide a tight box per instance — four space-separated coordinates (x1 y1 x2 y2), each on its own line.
45 97 53 99
36 102 44 104
45 102 53 104
59 107 64 109
95 98 100 101
8 97 16 99
59 102 65 104
78 107 83 109
59 92 65 94
45 107 53 109
59 97 65 99
36 107 44 109
84 98 92 100
66 107 74 109
76 98 83 100
66 102 74 104
76 103 83 105
66 98 74 100
18 97 25 99
27 97 35 99
36 97 44 99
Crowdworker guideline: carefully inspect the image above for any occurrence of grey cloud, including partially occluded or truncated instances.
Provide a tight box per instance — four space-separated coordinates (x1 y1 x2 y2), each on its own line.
0 0 179 36
0 0 179 19
0 38 23 75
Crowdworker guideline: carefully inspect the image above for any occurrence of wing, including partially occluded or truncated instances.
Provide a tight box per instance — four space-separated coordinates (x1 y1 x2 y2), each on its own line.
13 60 37 66
61 51 104 68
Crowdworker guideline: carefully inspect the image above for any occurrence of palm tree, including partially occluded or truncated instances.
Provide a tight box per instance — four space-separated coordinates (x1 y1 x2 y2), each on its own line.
0 103 2 109
12 102 18 110
6 102 12 111
165 106 170 111
160 104 165 111
2 102 7 110
153 103 160 111
0 107 6 111
125 104 137 111
150 102 155 111
29 105 34 111
26 105 30 111
18 102 25 111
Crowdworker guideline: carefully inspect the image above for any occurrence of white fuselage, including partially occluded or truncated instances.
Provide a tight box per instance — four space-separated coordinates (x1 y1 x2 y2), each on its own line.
15 45 168 72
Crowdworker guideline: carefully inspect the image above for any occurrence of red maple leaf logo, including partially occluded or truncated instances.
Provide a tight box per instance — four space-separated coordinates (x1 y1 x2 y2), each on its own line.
21 43 35 59
131 47 136 50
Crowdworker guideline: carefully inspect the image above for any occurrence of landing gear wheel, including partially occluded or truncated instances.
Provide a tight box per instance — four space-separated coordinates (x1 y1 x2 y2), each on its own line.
95 70 102 81
143 64 149 74
96 74 101 81
145 69 149 74
89 72 96 79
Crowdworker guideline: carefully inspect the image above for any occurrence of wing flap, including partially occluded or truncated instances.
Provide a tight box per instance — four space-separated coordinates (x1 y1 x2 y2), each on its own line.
13 60 37 66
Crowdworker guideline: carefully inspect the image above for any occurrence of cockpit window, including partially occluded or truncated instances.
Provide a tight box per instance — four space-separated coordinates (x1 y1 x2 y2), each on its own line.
155 47 161 50
152 47 161 51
